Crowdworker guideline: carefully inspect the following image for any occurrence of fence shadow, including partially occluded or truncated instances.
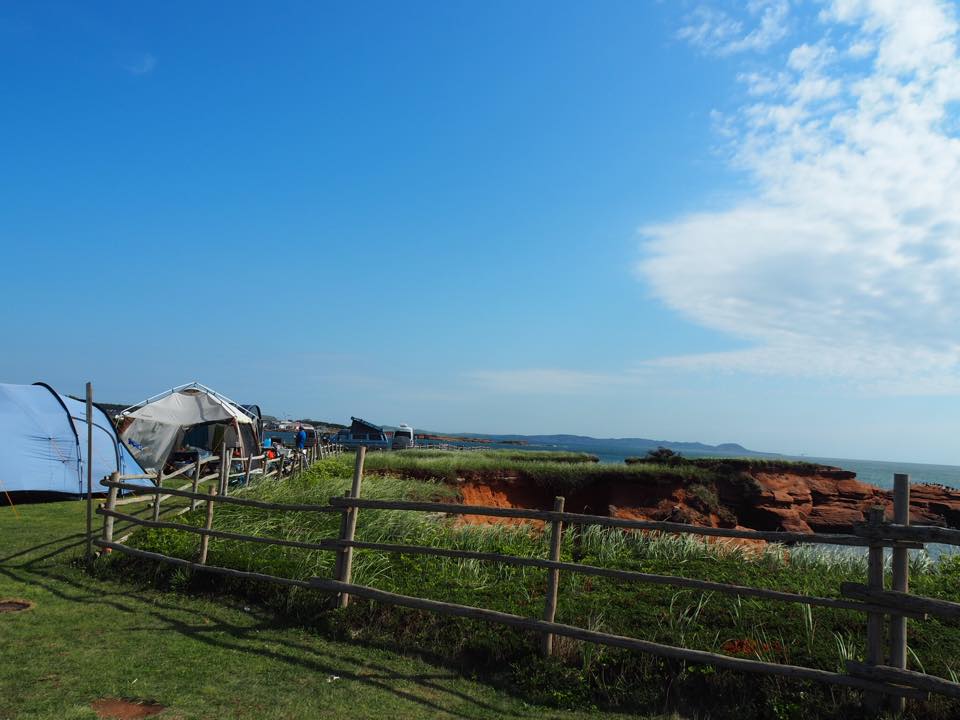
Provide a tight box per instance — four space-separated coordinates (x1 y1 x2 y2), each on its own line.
1 543 526 720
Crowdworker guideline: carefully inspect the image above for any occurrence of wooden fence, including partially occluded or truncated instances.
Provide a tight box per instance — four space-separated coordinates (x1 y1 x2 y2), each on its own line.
92 450 960 711
102 442 343 541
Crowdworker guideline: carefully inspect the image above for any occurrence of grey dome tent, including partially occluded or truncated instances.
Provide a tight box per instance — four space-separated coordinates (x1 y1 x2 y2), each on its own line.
117 383 261 473
0 382 147 502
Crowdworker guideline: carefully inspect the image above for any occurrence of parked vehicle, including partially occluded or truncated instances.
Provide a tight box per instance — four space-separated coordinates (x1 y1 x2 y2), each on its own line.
330 417 390 450
391 424 415 450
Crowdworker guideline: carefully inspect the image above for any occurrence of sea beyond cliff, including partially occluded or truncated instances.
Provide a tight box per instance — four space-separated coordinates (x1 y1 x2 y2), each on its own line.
430 433 960 491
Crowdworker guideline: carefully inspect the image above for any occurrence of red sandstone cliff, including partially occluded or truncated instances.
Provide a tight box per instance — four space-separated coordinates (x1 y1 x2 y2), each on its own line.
454 466 960 534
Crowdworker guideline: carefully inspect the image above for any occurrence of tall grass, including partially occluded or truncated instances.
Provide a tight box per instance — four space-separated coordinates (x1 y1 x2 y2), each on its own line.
400 448 599 463
364 450 717 492
625 455 831 473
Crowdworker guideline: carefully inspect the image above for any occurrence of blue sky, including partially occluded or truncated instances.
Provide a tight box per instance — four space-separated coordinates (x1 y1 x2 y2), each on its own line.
3 1 960 464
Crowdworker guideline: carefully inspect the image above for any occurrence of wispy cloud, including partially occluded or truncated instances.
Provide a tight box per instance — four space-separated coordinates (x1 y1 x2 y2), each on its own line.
465 368 646 395
678 0 790 56
125 53 157 75
644 0 960 394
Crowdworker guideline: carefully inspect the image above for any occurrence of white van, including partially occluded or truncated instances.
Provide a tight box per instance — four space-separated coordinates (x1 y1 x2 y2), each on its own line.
391 424 415 450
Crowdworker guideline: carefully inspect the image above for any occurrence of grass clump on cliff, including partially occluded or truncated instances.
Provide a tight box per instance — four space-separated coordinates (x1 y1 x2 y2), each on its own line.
110 453 960 720
626 447 827 475
364 448 715 493
400 448 600 464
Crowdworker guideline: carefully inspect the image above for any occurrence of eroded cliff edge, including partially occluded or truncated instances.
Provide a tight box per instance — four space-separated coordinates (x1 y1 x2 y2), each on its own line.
448 461 960 533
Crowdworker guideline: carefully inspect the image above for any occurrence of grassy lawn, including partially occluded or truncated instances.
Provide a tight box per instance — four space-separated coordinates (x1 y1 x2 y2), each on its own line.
0 499 650 720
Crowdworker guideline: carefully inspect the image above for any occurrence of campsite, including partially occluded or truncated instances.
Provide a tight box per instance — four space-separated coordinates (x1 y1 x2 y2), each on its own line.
7 3 960 718
2 379 960 719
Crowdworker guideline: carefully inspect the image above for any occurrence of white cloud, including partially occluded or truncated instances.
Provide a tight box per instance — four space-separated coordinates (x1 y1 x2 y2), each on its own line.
643 0 960 394
126 53 157 75
678 0 790 56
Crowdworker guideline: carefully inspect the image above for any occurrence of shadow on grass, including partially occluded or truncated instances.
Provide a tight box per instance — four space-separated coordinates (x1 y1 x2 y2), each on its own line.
1 516 527 720
0 500 190 566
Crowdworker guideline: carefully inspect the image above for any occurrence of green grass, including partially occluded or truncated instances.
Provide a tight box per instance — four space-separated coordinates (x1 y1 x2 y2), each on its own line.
364 450 715 493
400 449 600 463
624 454 830 474
115 454 960 720
0 496 660 720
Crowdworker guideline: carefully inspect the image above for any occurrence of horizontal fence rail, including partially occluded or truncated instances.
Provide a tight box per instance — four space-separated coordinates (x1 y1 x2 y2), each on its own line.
91 450 960 709
324 538 925 618
842 583 960 621
326 496 921 548
102 479 340 512
846 662 960 700
854 522 960 547
97 507 339 552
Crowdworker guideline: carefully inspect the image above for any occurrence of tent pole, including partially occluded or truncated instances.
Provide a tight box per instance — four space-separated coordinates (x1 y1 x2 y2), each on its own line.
85 382 93 565
0 479 19 519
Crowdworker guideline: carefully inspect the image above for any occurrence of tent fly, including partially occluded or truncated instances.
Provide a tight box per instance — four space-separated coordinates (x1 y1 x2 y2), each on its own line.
117 382 261 473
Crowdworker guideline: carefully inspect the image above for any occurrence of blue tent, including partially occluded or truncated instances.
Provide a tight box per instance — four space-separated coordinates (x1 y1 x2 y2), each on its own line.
0 382 147 500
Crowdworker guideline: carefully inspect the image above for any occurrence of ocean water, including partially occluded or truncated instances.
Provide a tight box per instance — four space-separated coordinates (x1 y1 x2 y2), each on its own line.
797 456 960 491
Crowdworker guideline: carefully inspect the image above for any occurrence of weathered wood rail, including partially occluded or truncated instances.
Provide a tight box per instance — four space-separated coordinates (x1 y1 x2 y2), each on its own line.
92 452 960 711
103 442 344 533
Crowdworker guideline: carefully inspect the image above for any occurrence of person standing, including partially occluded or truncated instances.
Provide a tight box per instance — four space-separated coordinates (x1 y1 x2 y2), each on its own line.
296 424 307 454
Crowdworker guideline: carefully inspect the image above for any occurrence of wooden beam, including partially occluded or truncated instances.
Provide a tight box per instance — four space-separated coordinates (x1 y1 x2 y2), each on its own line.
198 486 216 565
889 474 911 715
97 507 339 553
541 496 565 656
102 479 339 512
337 446 366 608
842 583 958 620
328 497 916 548
85 382 94 565
847 661 956 699
330 538 923 617
95 539 313 590
853 523 960 547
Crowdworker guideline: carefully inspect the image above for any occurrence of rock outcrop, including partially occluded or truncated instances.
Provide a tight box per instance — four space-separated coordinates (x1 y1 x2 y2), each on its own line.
455 464 960 535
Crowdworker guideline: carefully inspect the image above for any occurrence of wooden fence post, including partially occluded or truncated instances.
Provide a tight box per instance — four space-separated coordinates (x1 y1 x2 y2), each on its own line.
542 496 566 656
244 456 252 486
337 446 366 608
219 441 229 496
102 472 120 545
85 382 94 564
191 452 202 511
198 486 217 565
889 473 911 714
152 469 163 521
333 490 351 589
864 505 886 712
